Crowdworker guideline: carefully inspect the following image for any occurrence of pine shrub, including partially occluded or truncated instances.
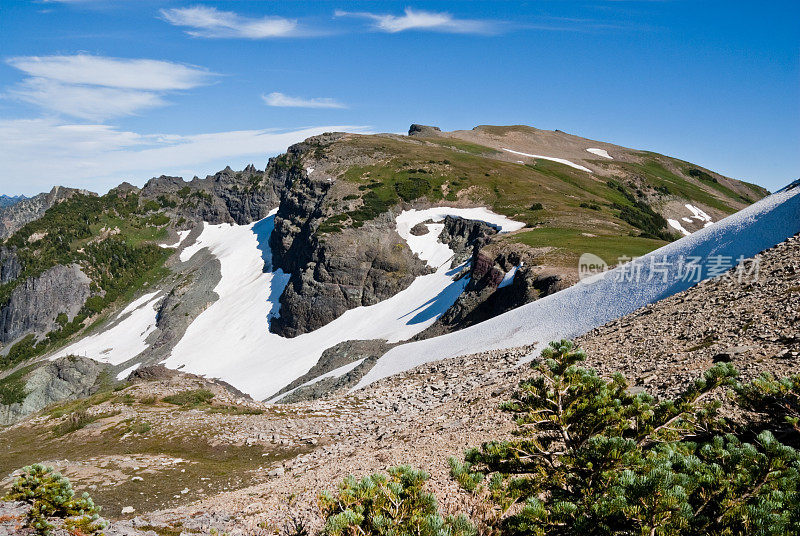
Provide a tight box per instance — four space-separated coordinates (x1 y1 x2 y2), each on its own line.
4 464 106 535
449 340 800 536
320 465 476 536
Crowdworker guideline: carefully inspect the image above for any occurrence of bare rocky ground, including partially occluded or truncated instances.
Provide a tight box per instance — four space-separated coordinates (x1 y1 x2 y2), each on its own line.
1 235 797 535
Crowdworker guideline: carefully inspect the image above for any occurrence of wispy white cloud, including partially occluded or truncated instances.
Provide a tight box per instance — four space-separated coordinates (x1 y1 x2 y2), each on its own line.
6 79 168 121
335 7 500 34
0 119 371 195
4 55 214 121
262 92 346 109
160 6 300 39
7 55 213 90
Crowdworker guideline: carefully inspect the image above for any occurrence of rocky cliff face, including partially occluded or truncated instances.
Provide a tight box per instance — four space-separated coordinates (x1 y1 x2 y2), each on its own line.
269 161 430 336
0 264 91 343
140 164 285 225
417 243 565 339
0 186 88 239
0 356 106 425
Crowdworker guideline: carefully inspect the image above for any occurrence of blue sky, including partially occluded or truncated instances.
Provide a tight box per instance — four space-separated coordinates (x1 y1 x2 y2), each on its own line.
0 0 797 195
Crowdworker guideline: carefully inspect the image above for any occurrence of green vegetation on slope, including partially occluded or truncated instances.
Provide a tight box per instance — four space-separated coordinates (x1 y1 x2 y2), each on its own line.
447 340 800 536
0 190 171 369
318 136 717 266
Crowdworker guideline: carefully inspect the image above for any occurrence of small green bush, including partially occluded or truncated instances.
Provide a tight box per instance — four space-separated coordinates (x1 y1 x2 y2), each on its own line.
320 465 475 536
4 464 106 535
450 340 800 536
163 388 215 408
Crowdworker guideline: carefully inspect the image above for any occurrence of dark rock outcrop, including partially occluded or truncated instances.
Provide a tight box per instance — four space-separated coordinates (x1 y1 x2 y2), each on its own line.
0 264 91 343
0 247 21 284
417 245 565 338
408 124 442 137
438 216 498 266
140 164 284 226
268 141 430 338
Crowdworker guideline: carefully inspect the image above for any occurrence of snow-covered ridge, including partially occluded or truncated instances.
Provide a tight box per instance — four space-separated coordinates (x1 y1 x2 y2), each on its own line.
355 184 800 390
502 148 592 173
586 148 613 159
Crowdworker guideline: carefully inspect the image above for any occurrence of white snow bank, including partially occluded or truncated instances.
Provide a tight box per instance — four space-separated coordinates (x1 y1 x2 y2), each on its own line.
586 148 613 159
355 184 800 390
51 291 161 366
163 207 522 400
161 229 191 249
502 148 592 173
116 362 141 381
668 219 691 236
396 207 526 268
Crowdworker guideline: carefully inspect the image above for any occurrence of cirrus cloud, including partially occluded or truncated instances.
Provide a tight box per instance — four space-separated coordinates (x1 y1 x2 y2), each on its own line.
4 54 215 121
335 7 500 34
160 6 300 39
262 92 346 109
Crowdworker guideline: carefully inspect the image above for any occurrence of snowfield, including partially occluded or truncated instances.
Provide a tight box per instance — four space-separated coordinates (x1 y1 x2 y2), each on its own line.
51 291 162 366
586 148 613 159
502 148 592 173
396 207 526 268
159 206 524 400
354 182 800 390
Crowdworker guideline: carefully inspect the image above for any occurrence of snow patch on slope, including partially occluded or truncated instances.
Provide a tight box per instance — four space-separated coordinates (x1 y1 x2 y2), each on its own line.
355 185 800 390
396 207 526 268
668 219 691 236
162 206 522 400
586 148 613 159
51 291 161 366
269 358 367 403
117 362 141 381
502 148 592 173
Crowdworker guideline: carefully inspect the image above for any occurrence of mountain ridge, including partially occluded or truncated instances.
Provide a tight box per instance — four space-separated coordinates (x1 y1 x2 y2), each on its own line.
0 123 777 420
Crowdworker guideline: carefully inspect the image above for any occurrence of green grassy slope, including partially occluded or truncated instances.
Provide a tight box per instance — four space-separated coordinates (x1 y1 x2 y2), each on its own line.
315 133 764 268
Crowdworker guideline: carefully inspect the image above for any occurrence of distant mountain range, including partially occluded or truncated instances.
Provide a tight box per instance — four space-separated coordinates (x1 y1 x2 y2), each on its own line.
0 194 26 209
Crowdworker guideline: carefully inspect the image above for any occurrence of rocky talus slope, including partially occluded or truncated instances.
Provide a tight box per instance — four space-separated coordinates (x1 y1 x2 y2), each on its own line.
0 235 796 535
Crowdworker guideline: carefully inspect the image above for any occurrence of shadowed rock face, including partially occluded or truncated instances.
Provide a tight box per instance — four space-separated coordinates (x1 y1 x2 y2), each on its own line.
269 175 429 336
0 264 91 343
